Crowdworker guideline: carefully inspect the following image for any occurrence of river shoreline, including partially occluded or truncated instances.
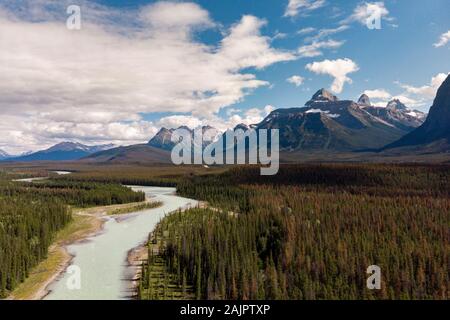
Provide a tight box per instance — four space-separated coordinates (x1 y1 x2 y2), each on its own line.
9 206 106 300
125 200 206 299
8 182 198 300
43 186 198 300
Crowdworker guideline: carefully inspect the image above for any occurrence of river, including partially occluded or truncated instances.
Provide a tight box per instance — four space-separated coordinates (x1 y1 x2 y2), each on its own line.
44 186 198 300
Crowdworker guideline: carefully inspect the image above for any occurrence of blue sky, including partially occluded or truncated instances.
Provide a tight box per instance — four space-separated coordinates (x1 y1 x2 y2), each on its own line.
0 0 449 153
100 0 450 112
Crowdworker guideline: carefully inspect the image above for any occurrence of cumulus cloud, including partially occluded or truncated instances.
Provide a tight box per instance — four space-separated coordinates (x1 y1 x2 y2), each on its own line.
364 73 449 110
398 73 449 99
0 1 296 152
306 58 359 93
298 39 345 57
287 75 305 87
157 115 204 130
363 89 392 100
154 105 275 133
284 0 326 18
434 30 450 48
219 15 296 70
139 1 214 31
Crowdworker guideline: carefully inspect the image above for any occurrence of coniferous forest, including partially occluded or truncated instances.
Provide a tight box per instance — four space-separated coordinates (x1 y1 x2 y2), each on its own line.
139 164 449 300
0 164 449 300
0 173 145 297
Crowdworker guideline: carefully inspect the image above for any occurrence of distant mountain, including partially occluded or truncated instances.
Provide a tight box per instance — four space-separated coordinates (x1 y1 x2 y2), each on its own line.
86 126 220 164
20 151 34 157
148 127 177 151
363 98 426 132
82 144 171 164
148 125 219 150
6 142 115 162
0 149 10 160
256 89 413 151
382 74 450 151
87 89 431 165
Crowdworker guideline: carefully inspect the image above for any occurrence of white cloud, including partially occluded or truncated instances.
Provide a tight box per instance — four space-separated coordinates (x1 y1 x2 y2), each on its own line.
284 0 326 18
434 30 450 48
363 89 391 100
298 39 345 57
297 27 316 35
391 95 420 107
154 105 275 133
306 58 359 93
363 73 449 111
139 1 214 31
343 2 392 26
305 25 349 42
157 115 204 130
287 75 305 87
399 73 449 99
0 1 296 152
219 15 296 70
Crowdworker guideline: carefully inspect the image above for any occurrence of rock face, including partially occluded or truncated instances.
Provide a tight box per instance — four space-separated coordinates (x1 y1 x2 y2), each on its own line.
305 89 338 106
148 126 219 151
363 99 426 132
386 99 408 111
256 90 412 151
383 74 450 150
358 94 371 106
148 128 178 151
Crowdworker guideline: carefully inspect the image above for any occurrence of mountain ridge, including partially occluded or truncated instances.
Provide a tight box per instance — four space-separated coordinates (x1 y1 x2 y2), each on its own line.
4 142 116 162
382 74 450 151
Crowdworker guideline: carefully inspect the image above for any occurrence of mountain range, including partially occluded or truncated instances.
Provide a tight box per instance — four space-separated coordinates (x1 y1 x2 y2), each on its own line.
84 85 434 163
0 149 11 160
3 142 115 162
3 74 450 164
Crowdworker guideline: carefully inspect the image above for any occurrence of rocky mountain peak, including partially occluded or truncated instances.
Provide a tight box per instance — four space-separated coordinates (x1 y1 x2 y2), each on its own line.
234 123 250 131
386 99 408 111
358 94 371 106
309 88 338 103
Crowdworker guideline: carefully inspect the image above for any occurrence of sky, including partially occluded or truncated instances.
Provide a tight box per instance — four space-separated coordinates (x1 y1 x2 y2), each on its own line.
0 0 449 154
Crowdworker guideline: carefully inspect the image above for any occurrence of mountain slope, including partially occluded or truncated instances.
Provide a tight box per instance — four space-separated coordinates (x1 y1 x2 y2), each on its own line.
363 98 426 132
0 149 10 160
148 126 219 150
257 89 410 151
82 144 171 164
382 74 450 151
7 142 115 162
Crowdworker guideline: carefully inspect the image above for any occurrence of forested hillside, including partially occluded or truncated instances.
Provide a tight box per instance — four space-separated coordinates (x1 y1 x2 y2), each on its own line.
0 174 145 297
139 164 449 300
